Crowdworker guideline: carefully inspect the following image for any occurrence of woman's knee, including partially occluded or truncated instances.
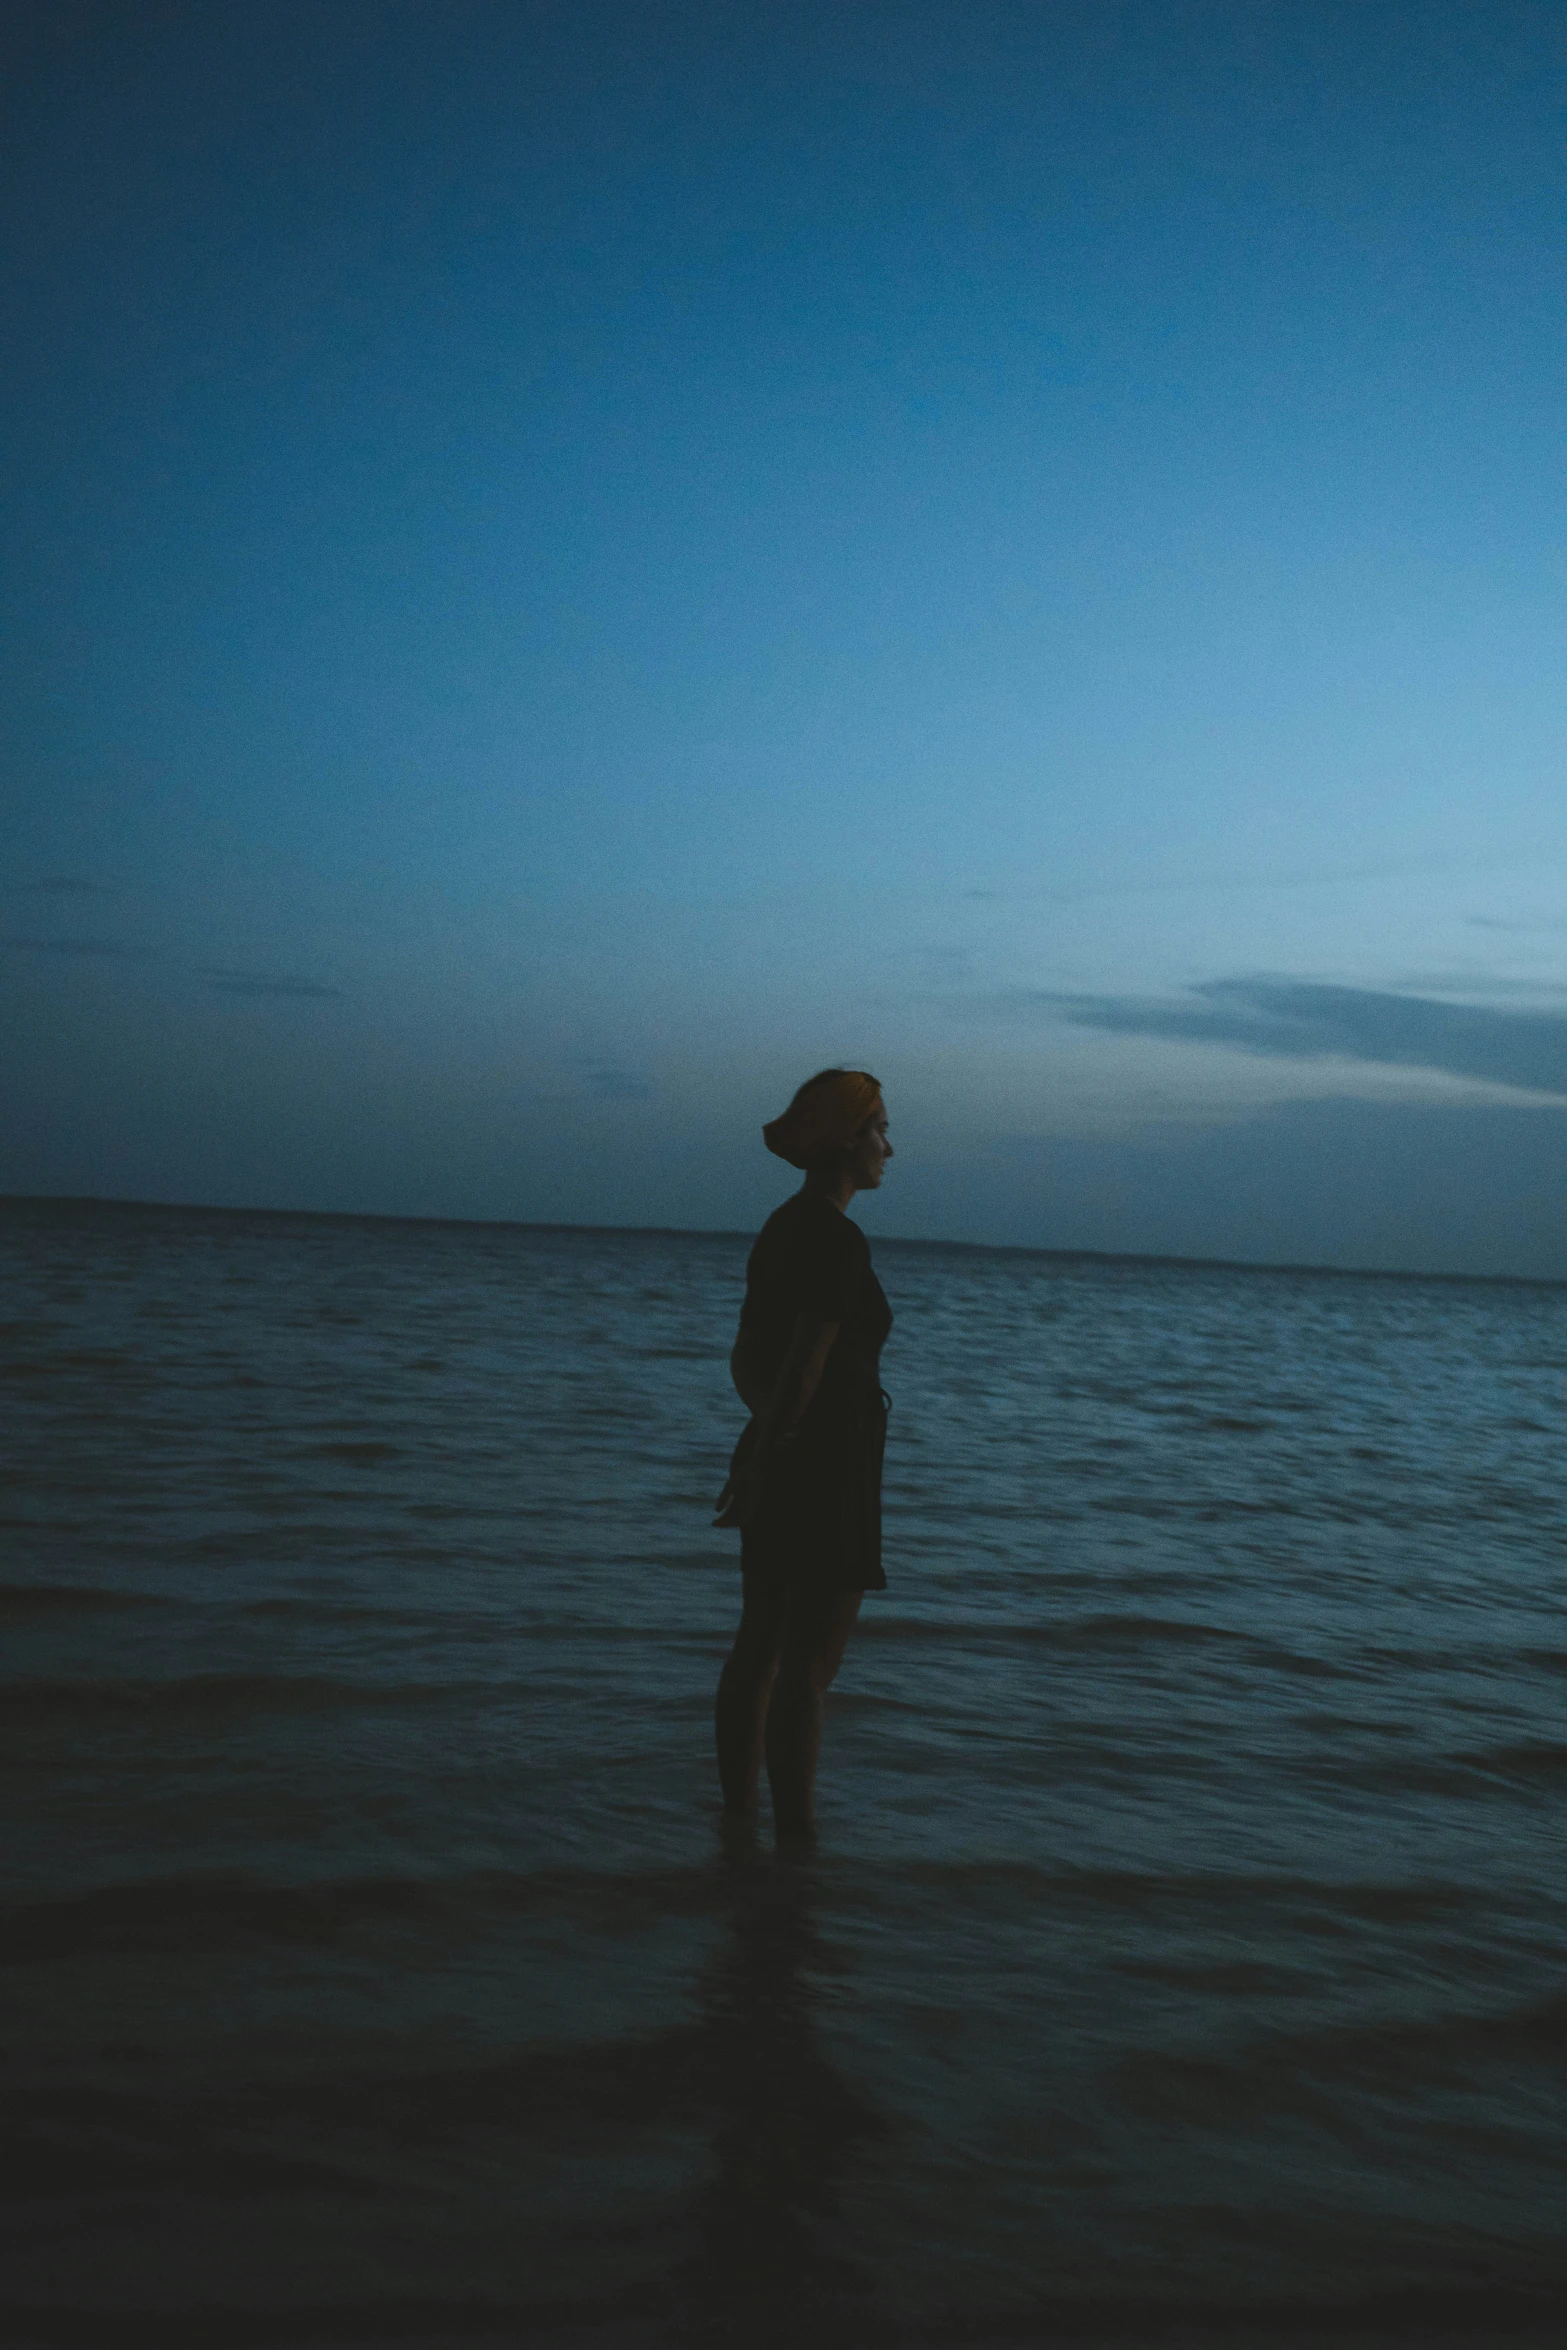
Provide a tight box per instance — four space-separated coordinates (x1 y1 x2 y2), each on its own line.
776 1637 844 1701
721 1620 781 1695
785 1589 861 1691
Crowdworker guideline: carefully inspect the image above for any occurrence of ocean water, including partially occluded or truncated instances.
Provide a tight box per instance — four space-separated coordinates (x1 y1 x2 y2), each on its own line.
3 1195 1565 2348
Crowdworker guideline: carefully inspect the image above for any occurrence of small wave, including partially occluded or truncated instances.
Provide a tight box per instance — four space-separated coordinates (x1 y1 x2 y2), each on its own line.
1300 1741 1567 1796
0 1672 534 1728
1109 1992 1567 2130
856 1610 1341 1679
866 1612 1252 1649
884 1856 1485 1925
308 1440 401 1463
1300 1755 1524 1798
1285 1990 1567 2075
0 1861 727 1961
4 2003 883 2189
1050 1611 1254 1648
1116 1956 1313 1993
857 1616 1030 1642
1452 1740 1567 1787
0 1582 172 1618
237 1596 432 1624
1039 1614 1338 1677
0 1347 132 1380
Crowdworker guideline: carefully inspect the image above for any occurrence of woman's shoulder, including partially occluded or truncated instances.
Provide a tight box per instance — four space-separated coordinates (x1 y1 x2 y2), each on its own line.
749 1191 868 1273
771 1189 866 1239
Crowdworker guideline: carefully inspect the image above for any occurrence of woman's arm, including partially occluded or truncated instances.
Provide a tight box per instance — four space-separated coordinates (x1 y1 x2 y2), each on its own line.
717 1314 839 1525
749 1313 839 1437
731 1312 840 1415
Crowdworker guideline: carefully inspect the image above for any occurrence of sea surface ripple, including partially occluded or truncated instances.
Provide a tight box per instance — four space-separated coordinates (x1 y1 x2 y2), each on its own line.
3 1197 1565 2345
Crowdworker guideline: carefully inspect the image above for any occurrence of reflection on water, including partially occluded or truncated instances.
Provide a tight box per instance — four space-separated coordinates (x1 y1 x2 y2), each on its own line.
674 1847 885 2348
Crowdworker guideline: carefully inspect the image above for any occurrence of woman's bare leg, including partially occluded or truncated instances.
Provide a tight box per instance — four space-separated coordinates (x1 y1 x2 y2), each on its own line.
764 1584 863 1843
715 1572 788 1815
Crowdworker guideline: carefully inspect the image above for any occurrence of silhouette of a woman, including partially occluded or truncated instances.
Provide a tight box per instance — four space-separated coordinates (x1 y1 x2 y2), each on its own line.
714 1070 893 1841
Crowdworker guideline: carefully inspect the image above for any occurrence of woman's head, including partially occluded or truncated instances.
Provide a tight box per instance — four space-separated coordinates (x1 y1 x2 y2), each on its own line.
762 1068 892 1193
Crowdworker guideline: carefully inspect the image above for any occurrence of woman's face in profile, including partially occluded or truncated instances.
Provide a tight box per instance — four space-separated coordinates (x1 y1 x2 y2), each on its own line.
850 1107 893 1191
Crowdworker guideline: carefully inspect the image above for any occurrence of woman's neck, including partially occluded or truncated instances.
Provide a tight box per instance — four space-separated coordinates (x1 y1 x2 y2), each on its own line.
803 1170 853 1214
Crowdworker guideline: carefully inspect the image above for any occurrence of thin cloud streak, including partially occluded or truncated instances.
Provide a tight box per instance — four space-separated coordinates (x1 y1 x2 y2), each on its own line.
1030 855 1524 909
1 934 146 958
198 969 343 999
2 937 345 998
1026 979 1567 1099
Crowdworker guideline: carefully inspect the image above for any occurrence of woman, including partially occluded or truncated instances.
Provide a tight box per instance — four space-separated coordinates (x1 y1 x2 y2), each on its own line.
713 1068 894 1841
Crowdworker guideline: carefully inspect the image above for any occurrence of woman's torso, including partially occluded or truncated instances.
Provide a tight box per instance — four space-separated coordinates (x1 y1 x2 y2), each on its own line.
736 1190 891 1415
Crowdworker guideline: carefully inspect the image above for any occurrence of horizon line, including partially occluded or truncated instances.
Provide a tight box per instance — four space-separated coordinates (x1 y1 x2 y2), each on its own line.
3 1191 1562 1294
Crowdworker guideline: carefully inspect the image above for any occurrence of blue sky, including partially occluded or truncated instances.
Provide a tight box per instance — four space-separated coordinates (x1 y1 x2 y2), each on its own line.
3 0 1564 1274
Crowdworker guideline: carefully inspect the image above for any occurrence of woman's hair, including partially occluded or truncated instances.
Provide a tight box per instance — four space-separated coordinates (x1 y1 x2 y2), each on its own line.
801 1069 881 1172
799 1065 881 1100
762 1067 883 1171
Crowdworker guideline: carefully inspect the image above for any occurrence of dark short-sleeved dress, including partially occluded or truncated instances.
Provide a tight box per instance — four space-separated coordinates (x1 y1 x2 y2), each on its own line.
728 1190 893 1592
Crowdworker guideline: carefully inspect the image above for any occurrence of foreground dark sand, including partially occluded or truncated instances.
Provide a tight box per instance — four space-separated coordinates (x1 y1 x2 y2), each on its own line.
6 2303 1564 2348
